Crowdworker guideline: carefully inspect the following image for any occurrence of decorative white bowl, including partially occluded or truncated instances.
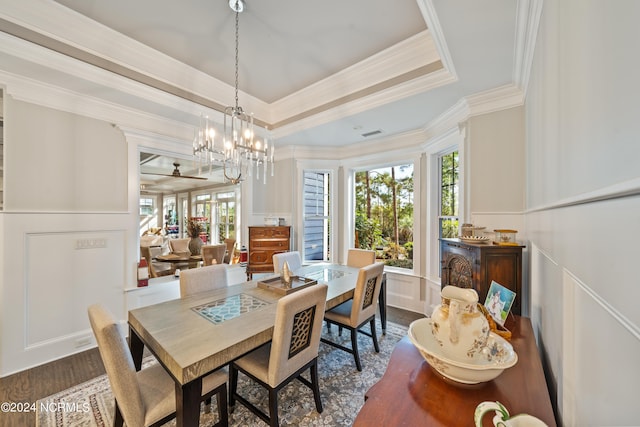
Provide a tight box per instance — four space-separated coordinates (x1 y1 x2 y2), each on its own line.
408 318 518 384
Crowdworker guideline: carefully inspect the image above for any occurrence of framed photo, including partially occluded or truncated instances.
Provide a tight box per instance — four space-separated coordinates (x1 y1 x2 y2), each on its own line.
484 280 515 325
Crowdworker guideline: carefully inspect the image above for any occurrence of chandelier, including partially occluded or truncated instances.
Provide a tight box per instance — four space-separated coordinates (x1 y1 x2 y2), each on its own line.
193 0 274 185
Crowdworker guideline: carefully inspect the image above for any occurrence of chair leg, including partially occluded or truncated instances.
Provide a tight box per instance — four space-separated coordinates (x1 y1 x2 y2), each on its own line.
370 318 380 353
229 364 238 411
268 387 279 427
113 399 124 427
351 328 362 371
310 361 323 413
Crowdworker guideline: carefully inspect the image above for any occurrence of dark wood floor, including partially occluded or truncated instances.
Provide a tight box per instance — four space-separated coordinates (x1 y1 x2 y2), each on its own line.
0 306 424 427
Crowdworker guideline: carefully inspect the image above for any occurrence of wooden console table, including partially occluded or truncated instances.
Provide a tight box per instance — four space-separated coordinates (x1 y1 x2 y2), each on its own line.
353 316 556 427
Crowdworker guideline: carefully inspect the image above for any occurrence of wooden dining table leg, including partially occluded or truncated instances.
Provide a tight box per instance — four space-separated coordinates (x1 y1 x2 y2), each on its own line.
175 377 202 427
129 326 145 371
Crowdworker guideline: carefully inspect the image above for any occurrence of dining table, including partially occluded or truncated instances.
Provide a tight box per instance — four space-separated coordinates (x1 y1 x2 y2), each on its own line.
128 263 385 427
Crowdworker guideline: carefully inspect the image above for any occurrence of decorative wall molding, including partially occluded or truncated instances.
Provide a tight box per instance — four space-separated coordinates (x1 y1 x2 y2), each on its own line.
514 0 544 94
567 269 640 341
527 177 640 213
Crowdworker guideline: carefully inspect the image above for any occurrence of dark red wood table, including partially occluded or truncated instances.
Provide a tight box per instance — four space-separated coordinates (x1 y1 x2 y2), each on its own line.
353 316 557 427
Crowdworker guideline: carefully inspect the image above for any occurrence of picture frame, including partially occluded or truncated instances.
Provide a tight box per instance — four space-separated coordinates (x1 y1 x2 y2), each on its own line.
484 280 516 325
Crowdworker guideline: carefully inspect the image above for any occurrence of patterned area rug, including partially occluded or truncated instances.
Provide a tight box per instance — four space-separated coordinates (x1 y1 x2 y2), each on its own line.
36 320 407 427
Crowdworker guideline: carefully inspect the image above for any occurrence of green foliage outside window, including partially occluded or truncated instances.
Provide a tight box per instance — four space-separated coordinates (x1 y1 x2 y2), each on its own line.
354 165 414 269
439 151 459 238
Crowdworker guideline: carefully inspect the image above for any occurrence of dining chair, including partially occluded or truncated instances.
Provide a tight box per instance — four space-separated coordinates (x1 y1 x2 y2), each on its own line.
140 245 173 278
346 248 376 268
223 238 236 263
229 283 328 427
179 264 228 298
321 262 385 371
272 251 302 274
169 237 191 255
87 304 228 427
202 244 227 266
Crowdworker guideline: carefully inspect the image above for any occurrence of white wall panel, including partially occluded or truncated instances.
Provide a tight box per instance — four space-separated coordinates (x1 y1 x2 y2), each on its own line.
563 271 640 426
386 272 422 313
25 230 125 347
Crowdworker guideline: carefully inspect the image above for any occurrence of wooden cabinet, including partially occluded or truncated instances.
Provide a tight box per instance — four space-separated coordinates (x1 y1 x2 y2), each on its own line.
440 238 525 315
246 226 291 280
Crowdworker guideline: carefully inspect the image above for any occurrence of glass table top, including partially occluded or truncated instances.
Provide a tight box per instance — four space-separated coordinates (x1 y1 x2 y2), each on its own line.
192 293 270 325
303 268 349 282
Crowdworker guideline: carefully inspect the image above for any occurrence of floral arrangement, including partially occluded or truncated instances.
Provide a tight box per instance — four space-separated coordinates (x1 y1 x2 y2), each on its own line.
186 219 203 238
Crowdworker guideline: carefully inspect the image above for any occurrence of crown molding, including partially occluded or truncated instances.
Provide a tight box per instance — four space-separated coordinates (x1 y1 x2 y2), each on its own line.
0 0 447 131
277 128 427 163
513 0 544 95
415 0 458 79
271 66 455 140
0 68 194 144
269 31 440 121
465 83 525 116
0 30 225 125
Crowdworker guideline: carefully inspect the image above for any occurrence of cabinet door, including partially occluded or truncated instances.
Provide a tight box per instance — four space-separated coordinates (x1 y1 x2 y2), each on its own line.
482 251 522 314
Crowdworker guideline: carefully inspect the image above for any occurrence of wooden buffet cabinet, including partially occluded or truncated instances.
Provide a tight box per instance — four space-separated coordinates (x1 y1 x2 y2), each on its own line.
246 226 291 280
440 238 525 315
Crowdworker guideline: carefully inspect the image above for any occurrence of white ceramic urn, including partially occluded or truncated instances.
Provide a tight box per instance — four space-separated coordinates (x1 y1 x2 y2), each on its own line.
430 286 490 362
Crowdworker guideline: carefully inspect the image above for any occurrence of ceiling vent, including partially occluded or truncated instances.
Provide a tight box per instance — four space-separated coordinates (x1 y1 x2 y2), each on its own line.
361 129 383 138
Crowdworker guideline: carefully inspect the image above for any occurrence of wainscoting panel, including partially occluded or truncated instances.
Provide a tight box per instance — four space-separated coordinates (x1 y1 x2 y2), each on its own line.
25 230 126 348
386 272 423 313
562 270 640 426
125 277 180 312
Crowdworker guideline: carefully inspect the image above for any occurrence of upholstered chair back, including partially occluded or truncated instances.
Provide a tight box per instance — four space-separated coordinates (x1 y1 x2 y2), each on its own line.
202 244 226 266
346 248 376 268
179 264 228 298
223 238 236 263
88 304 145 427
169 238 190 254
267 283 328 387
349 263 384 326
272 251 302 274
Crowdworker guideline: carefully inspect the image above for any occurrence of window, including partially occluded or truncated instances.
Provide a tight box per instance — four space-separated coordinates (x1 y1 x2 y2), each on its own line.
355 164 414 269
139 197 154 216
163 196 178 237
439 150 459 239
216 191 236 242
191 194 212 243
303 171 330 262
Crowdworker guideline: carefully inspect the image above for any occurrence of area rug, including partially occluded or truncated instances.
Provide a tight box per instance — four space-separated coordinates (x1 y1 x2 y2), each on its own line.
36 320 408 427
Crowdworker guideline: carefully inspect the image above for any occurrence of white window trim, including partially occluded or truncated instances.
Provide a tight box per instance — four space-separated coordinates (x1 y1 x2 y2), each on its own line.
296 160 338 264
346 156 421 275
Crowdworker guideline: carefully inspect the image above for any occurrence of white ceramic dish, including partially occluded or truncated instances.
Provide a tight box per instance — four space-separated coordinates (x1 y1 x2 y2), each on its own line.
408 318 517 384
459 235 489 243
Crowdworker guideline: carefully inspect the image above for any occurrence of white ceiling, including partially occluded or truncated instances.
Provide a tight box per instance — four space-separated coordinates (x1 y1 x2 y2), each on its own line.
0 0 524 189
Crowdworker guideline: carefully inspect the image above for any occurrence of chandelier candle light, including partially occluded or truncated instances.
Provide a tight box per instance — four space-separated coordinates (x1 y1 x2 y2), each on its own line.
193 0 275 184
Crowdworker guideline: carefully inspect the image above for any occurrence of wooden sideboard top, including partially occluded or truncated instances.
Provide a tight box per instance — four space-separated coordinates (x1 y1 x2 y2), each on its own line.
354 316 556 427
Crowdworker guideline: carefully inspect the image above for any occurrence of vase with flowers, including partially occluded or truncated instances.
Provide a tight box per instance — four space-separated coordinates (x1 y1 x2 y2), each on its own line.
186 219 203 255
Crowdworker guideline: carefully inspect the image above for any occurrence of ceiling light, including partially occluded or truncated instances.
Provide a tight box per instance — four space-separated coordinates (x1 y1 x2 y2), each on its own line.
229 0 244 12
193 0 274 185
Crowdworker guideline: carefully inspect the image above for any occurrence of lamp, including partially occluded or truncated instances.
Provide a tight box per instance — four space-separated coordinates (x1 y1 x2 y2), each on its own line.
193 0 274 185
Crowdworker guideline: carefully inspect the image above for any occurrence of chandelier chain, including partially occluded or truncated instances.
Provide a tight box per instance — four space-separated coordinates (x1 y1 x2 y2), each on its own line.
234 3 240 110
